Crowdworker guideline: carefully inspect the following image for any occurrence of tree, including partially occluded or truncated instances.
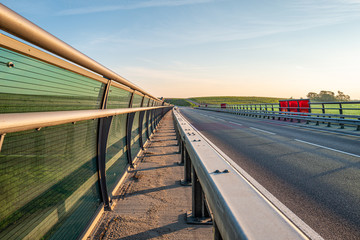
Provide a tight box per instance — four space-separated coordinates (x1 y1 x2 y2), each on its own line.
306 92 318 100
335 91 350 101
306 90 351 102
318 91 336 101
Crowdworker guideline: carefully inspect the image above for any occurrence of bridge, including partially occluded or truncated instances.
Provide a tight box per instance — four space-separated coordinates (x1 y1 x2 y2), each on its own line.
1 4 360 240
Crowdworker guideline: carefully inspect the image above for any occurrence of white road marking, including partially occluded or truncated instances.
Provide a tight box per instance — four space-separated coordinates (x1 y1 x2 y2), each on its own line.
229 121 243 126
250 127 276 135
294 139 360 158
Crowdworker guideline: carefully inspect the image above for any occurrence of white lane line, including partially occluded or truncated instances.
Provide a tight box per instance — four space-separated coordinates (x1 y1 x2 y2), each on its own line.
294 139 360 158
229 121 243 126
250 127 276 135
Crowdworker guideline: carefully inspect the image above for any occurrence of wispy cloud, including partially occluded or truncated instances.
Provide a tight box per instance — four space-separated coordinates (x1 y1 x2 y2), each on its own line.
57 0 215 16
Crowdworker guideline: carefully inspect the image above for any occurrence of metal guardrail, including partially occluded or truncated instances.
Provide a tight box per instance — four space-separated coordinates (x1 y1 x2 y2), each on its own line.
199 105 360 130
173 108 323 240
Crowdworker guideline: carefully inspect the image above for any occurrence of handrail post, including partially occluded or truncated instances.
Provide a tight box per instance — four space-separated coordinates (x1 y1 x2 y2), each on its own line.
96 79 111 210
126 92 135 167
97 116 113 210
138 96 145 150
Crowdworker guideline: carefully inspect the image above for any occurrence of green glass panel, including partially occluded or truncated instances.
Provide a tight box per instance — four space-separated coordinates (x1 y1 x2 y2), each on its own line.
105 114 128 193
144 97 150 107
131 112 141 161
132 94 143 108
0 120 100 239
0 47 105 113
142 110 148 144
107 86 131 109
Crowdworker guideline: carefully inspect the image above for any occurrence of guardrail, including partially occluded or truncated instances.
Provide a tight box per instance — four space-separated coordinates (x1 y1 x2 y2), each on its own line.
0 3 172 239
173 108 322 240
199 102 360 131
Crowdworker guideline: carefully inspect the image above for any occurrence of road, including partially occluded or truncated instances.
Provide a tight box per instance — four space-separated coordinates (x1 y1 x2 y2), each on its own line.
179 107 360 239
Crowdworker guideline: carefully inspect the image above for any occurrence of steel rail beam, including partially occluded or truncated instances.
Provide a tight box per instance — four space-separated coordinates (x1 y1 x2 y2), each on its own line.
0 106 171 134
0 4 158 100
173 109 314 240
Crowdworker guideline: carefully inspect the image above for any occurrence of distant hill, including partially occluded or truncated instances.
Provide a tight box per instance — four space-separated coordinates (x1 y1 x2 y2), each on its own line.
163 98 196 107
164 96 286 106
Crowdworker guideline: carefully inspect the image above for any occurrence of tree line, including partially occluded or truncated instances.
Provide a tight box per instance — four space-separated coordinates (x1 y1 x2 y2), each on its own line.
306 91 350 102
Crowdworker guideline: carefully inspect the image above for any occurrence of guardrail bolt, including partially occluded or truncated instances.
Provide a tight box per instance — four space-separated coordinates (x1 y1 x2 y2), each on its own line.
7 62 14 68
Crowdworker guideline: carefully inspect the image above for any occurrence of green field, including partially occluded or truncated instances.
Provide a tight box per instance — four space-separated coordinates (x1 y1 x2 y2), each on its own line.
164 98 196 107
165 96 285 106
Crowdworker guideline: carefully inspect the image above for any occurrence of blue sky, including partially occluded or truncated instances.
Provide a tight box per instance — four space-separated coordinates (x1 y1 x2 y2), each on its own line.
2 0 360 99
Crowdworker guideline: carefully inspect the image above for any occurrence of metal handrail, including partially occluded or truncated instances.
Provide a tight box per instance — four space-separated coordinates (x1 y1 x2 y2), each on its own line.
173 109 320 239
0 106 170 134
0 4 158 100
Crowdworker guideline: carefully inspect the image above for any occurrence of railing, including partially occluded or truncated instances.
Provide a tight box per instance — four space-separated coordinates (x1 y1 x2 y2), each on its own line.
0 3 172 240
200 101 360 130
173 108 322 240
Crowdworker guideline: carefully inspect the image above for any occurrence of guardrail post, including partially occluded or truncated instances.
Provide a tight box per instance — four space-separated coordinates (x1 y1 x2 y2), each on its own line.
187 165 212 225
339 103 344 129
181 147 192 185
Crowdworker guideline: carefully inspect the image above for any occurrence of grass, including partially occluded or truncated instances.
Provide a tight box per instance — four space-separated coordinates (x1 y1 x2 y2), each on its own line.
189 96 285 105
164 98 196 107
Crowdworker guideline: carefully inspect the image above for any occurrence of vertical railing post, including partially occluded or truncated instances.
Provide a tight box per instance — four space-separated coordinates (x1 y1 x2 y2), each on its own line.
339 103 344 129
138 96 145 150
97 79 111 210
97 116 113 210
126 92 135 167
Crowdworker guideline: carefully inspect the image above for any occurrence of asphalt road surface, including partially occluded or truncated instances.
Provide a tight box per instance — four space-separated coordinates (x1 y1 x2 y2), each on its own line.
179 107 360 240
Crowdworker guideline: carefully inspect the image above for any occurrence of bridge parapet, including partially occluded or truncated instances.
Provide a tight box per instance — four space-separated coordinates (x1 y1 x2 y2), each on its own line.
0 3 171 239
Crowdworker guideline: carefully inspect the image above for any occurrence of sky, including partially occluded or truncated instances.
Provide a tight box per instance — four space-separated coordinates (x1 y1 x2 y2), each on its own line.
1 0 360 99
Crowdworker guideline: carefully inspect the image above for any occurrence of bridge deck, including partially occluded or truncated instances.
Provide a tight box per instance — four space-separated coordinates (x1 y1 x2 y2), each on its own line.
90 111 212 239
